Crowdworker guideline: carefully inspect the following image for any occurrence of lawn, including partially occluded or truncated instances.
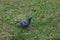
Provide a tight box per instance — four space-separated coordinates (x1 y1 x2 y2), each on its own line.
0 0 60 40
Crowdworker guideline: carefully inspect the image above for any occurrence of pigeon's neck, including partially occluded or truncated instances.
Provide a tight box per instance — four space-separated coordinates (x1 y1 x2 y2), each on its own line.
27 17 32 23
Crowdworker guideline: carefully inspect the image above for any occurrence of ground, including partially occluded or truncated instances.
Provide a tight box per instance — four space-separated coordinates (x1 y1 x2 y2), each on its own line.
0 0 60 40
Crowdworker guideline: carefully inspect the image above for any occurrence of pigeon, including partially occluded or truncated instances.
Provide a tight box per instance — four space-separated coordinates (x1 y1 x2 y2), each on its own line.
16 16 32 27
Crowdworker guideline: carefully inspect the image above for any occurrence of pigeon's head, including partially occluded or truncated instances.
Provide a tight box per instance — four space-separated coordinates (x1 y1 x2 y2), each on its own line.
28 16 32 19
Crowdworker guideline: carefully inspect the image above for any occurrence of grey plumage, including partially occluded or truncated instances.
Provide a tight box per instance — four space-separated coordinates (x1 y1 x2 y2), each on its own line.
16 16 32 27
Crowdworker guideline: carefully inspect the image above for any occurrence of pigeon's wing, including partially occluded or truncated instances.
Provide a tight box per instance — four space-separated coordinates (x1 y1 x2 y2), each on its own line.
17 20 28 26
22 20 29 25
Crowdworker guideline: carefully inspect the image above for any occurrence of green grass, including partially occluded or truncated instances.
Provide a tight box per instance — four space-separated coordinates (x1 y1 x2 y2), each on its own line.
0 0 60 40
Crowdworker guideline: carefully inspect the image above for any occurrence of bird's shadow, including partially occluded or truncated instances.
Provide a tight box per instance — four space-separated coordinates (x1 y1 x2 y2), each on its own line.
17 25 30 31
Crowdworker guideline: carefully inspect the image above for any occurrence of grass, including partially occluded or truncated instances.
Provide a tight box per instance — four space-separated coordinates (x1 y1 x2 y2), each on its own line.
0 0 60 40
